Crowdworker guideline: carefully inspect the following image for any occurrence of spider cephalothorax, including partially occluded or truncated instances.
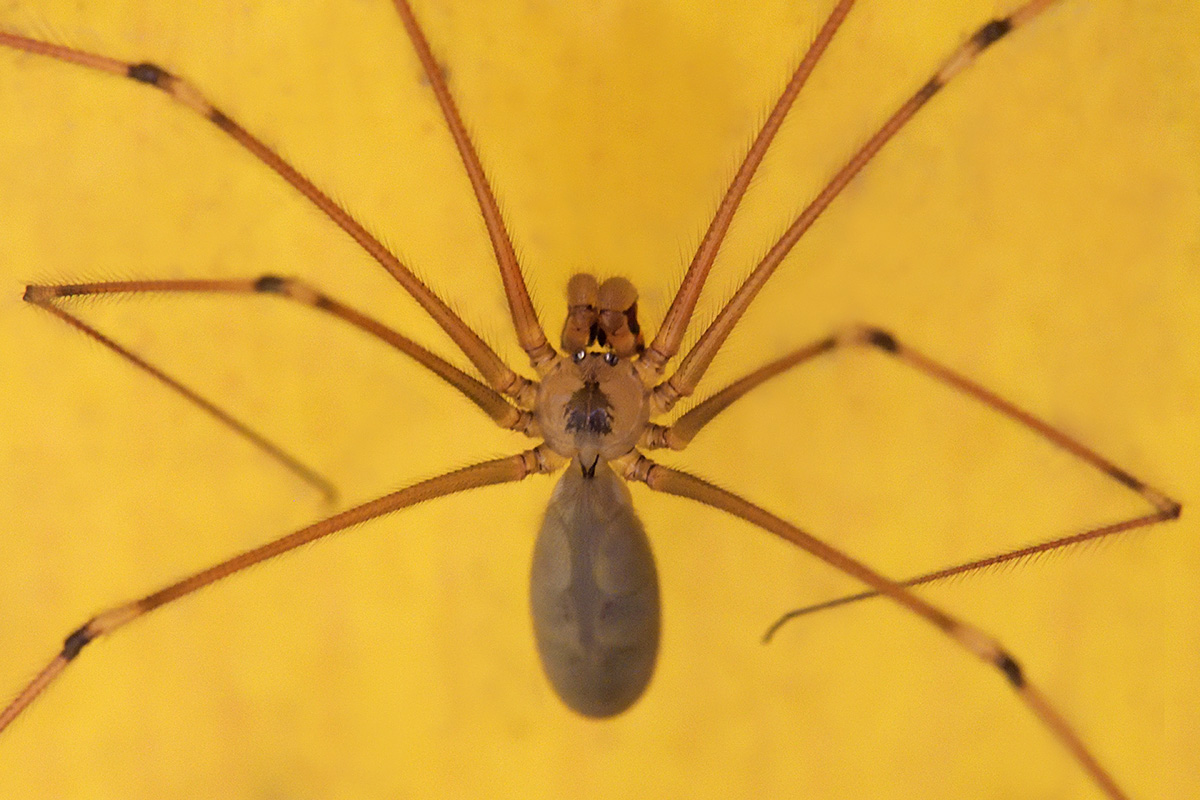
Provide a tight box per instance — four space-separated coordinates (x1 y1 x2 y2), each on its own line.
533 275 652 465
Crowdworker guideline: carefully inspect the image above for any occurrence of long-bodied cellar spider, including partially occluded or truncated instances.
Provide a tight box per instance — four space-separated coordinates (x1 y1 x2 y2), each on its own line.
0 0 1197 798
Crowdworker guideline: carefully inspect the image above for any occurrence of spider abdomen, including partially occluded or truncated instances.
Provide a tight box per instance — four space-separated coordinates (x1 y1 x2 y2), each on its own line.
530 458 660 718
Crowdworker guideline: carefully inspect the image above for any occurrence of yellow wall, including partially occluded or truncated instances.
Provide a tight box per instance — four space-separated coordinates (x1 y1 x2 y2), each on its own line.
0 1 1196 797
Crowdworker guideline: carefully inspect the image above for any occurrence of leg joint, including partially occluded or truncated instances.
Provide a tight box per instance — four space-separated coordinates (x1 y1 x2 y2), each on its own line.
997 652 1025 688
840 324 900 353
61 624 95 662
864 327 899 353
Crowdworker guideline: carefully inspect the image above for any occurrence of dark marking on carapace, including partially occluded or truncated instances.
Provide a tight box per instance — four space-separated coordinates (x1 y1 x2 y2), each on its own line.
209 108 233 129
565 383 613 436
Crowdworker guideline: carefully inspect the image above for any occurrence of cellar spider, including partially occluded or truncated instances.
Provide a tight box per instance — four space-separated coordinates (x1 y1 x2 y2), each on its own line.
0 0 1190 796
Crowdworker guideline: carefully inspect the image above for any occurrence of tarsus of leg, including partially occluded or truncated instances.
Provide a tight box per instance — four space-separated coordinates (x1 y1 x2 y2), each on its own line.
762 509 1176 640
0 446 559 737
0 29 532 401
390 0 556 373
621 453 1129 800
651 0 1062 413
638 0 857 381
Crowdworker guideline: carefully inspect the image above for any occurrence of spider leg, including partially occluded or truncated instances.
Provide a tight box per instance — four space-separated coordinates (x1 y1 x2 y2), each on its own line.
0 445 561 736
619 451 1129 800
24 276 538 500
652 0 1063 413
761 501 1178 638
0 28 533 401
644 325 1180 633
24 281 337 502
29 277 535 427
391 0 556 373
638 0 857 380
641 333 836 451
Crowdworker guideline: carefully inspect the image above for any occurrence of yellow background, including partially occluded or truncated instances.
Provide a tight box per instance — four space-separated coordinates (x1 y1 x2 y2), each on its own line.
0 0 1197 797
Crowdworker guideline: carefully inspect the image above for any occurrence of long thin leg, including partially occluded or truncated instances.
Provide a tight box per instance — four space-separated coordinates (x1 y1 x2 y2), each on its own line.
618 452 1129 800
0 446 560 735
390 0 556 373
645 325 1181 633
761 505 1175 639
0 30 533 402
651 324 1179 515
23 285 338 502
638 0 857 379
652 0 1060 411
26 278 535 434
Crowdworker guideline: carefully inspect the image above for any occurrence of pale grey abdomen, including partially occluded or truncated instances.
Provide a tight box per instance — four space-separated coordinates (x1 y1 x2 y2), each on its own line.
530 459 660 718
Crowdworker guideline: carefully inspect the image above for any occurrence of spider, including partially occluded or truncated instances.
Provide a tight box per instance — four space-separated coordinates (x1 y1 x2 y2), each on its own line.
0 1 1192 797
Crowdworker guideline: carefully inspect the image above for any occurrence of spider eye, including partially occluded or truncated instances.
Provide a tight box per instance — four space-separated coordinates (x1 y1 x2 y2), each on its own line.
573 350 587 363
603 352 618 366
